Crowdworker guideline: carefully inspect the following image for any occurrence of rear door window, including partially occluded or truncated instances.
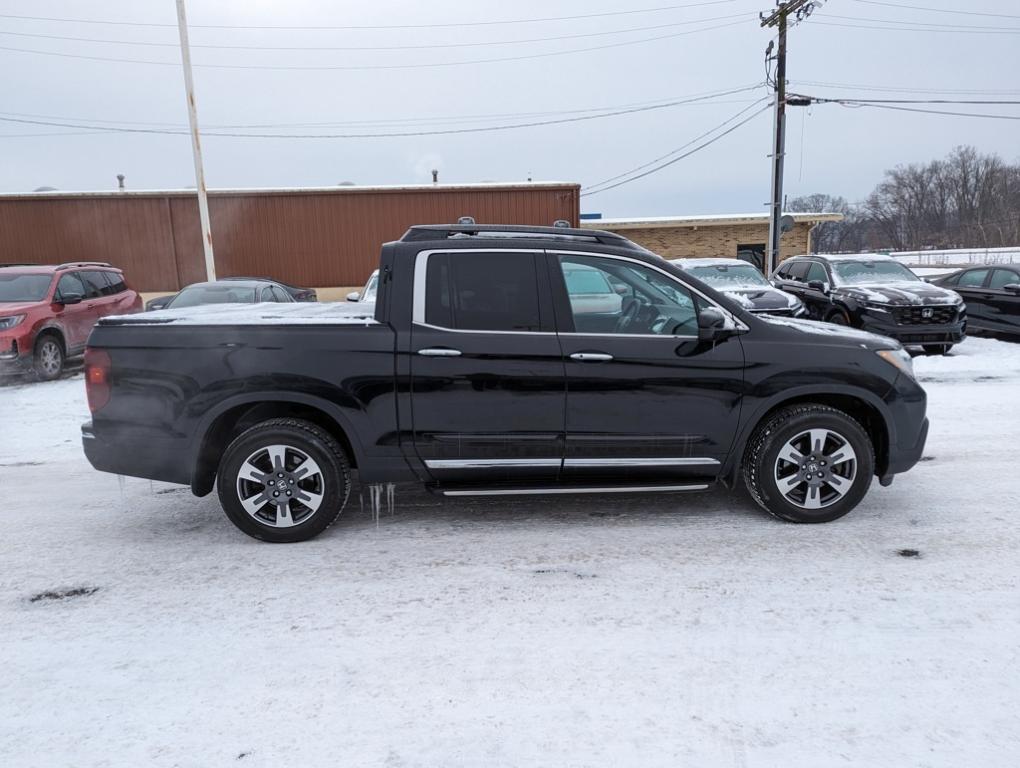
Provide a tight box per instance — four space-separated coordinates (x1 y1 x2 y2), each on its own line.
78 271 108 299
989 269 1020 289
103 271 127 294
422 251 543 332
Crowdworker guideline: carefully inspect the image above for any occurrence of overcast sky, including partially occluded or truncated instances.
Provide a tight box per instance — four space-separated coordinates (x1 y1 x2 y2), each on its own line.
3 0 1018 217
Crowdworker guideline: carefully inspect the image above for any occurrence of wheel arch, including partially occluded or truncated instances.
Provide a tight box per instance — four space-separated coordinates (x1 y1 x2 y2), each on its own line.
190 393 364 497
723 387 892 487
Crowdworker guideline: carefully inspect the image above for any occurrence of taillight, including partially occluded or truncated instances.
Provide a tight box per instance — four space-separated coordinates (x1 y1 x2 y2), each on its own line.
84 347 111 413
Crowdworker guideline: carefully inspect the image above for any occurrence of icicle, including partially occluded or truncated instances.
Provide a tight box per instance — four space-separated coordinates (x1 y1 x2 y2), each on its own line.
116 474 125 496
358 490 364 518
386 483 395 517
368 483 382 527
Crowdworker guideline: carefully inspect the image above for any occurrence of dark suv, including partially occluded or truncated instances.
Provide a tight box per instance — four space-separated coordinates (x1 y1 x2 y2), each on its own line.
771 254 966 354
0 262 141 379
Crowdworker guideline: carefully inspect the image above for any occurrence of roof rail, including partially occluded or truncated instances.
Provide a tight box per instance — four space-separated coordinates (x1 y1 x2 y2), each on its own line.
400 223 640 249
0 262 37 268
56 261 113 269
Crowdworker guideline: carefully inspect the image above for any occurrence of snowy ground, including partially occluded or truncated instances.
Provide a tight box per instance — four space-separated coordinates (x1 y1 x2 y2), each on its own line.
2 338 1019 767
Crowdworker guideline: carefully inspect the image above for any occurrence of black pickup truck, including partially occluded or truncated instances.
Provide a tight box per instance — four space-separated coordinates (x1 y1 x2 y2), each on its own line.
82 222 928 542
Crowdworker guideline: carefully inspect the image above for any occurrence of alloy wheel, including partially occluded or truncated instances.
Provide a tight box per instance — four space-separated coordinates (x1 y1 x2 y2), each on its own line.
235 444 325 528
773 428 857 510
38 340 62 377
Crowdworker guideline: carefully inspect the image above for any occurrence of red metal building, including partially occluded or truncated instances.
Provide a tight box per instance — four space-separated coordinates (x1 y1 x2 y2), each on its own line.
0 182 580 291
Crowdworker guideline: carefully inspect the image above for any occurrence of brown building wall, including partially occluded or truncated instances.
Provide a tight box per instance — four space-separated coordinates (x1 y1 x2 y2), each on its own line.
0 184 580 292
595 222 813 262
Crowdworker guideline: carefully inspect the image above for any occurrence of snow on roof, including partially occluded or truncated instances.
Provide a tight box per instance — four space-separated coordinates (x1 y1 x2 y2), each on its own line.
0 181 578 201
671 257 750 268
581 212 843 229
100 301 379 327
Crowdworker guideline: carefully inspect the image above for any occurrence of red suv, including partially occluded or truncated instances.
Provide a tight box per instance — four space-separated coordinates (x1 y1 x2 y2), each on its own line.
0 262 142 380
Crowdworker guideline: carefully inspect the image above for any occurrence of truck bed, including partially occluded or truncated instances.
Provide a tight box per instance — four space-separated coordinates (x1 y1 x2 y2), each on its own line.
99 301 378 327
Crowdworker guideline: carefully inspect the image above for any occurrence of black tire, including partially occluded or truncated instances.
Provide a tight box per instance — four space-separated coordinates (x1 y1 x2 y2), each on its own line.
33 334 65 381
922 344 953 356
825 309 851 326
216 418 351 542
743 404 875 523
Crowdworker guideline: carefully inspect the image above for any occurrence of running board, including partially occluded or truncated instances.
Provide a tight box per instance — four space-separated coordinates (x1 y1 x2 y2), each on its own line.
440 483 710 497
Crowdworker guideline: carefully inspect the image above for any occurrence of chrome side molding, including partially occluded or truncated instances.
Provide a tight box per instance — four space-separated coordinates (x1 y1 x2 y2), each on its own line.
442 484 710 497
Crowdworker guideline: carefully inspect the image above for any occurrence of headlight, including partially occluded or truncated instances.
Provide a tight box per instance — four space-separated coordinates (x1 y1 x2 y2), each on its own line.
864 302 892 313
877 347 915 379
0 314 26 330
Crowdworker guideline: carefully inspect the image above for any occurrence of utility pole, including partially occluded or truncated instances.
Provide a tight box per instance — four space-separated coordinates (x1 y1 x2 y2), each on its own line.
760 0 824 275
175 0 216 281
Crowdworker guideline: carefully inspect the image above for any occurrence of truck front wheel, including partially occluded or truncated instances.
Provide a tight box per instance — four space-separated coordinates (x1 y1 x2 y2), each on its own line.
743 404 875 523
217 418 351 542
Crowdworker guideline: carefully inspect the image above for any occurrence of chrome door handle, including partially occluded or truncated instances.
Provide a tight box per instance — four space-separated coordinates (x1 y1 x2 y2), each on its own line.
418 348 462 357
569 352 613 362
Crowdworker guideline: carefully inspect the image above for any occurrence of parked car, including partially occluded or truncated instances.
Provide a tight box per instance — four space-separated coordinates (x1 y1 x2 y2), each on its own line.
160 280 295 310
81 222 929 542
926 265 1020 339
346 270 379 304
223 277 317 302
0 261 141 380
145 294 174 312
672 257 807 317
771 254 966 354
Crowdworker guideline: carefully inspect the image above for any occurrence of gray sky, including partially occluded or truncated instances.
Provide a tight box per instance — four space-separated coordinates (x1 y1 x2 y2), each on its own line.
3 0 1019 217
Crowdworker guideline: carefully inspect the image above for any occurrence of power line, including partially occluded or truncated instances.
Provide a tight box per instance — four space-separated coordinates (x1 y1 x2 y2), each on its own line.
0 12 753 51
0 1 738 30
810 19 1020 33
0 19 752 70
581 101 773 196
0 84 764 131
849 0 1020 20
583 97 770 191
820 12 1020 31
791 79 1020 95
797 94 1020 120
0 87 769 139
844 103 1020 120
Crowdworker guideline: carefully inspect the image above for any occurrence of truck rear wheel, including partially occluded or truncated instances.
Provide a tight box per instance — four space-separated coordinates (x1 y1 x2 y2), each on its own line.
217 418 351 542
743 404 875 523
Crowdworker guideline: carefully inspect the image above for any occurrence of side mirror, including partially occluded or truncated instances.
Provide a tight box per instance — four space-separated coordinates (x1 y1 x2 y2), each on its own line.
697 307 729 342
58 292 83 305
807 280 827 293
346 292 360 302
1004 284 1020 295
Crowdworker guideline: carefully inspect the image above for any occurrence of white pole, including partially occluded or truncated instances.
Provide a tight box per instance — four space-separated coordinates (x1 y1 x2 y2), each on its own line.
175 0 216 281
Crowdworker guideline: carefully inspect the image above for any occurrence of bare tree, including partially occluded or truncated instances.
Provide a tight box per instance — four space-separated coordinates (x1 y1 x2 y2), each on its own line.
797 146 1020 252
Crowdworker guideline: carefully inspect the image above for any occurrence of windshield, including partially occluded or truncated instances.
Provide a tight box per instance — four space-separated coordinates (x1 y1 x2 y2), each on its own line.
168 285 257 309
361 273 379 302
687 264 768 287
832 260 919 285
0 273 52 302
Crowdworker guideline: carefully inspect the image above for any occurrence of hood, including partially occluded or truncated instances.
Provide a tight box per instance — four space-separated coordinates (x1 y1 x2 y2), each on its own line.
834 282 961 306
0 301 44 315
757 315 897 349
721 285 801 312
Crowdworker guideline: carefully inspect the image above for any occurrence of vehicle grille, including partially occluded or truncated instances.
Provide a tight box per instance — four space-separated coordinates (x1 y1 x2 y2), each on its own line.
891 306 957 325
